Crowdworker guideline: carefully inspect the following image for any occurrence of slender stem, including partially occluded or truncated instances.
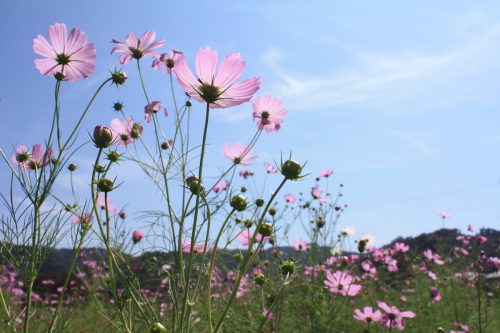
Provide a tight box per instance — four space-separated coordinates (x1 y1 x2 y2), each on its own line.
179 103 210 332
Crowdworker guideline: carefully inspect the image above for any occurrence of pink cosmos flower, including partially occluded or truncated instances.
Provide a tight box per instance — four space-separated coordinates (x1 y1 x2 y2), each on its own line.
252 94 287 132
353 306 382 323
377 301 416 330
96 194 117 214
393 242 410 253
437 211 451 219
239 170 255 179
293 239 310 252
132 230 144 244
263 162 278 173
24 144 53 170
361 260 377 274
311 186 323 199
423 249 444 265
11 146 30 169
152 50 183 73
72 212 93 225
182 240 208 254
262 308 275 320
467 224 475 233
223 142 257 165
476 235 487 245
237 229 270 246
174 47 261 108
33 23 96 82
111 31 165 64
324 270 362 297
429 287 441 302
213 180 230 193
110 118 134 146
144 101 168 123
319 168 334 178
284 193 296 204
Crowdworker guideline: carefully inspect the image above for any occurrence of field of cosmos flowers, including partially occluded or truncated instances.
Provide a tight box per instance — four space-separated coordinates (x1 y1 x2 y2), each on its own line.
0 22 499 333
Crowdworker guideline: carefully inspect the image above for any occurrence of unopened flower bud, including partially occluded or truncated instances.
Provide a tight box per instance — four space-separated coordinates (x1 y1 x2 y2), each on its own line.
358 239 367 253
185 100 192 107
186 176 204 195
268 207 277 216
107 151 121 163
281 159 303 180
130 123 143 139
233 252 244 263
161 140 173 150
254 274 266 286
230 195 248 212
54 72 65 81
280 259 297 276
258 222 273 237
68 163 77 171
113 102 124 112
234 217 242 224
255 198 265 207
111 70 127 86
241 186 247 193
150 322 167 333
96 178 114 192
95 164 106 173
243 219 253 228
132 230 144 244
93 125 113 148
315 217 326 229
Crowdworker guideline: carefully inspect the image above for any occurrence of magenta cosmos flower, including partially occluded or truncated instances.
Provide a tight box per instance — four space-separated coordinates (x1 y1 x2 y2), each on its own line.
12 144 53 170
174 47 261 108
144 101 168 123
132 230 144 244
252 94 287 132
353 306 382 324
152 50 183 73
324 270 362 296
112 31 165 64
377 301 416 330
223 142 257 165
110 118 134 146
33 23 96 82
284 193 296 204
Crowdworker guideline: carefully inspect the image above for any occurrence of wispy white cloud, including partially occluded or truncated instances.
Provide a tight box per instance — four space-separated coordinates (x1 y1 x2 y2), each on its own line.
260 23 500 115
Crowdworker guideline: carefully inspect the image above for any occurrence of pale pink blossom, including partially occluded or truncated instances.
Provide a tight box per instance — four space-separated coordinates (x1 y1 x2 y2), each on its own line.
152 50 183 73
237 229 270 246
174 47 260 108
213 180 230 193
96 194 117 214
110 118 134 146
223 142 257 165
429 287 441 302
33 23 96 82
252 94 287 132
476 235 487 245
262 308 275 320
144 101 168 123
26 144 53 170
437 211 451 219
11 146 30 169
353 306 382 323
467 224 475 233
324 270 362 297
263 162 278 173
319 168 334 178
293 239 310 252
311 185 323 199
377 301 416 330
423 249 444 265
393 242 410 253
284 193 296 204
112 31 165 64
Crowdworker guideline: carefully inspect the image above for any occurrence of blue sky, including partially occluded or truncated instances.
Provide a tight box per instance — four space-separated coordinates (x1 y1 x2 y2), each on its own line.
1 1 499 249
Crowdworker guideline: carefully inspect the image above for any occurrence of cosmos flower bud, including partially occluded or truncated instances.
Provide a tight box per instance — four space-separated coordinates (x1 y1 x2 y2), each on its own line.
268 207 277 216
150 322 167 333
93 125 113 148
233 252 244 263
111 70 128 86
54 72 66 81
95 164 106 173
68 163 77 171
132 230 144 244
107 151 121 163
185 176 204 195
255 198 265 207
240 186 247 193
254 274 266 286
243 219 253 228
230 195 248 211
161 140 173 150
258 222 273 237
280 159 303 180
185 100 192 107
315 217 326 229
113 101 124 111
130 123 144 139
96 178 114 192
280 259 297 276
358 239 367 253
